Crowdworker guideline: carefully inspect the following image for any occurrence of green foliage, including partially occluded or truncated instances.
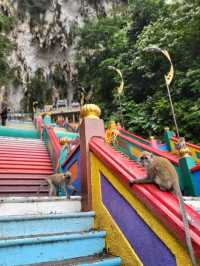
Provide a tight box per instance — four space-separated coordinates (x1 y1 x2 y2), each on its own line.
76 0 200 144
24 68 49 112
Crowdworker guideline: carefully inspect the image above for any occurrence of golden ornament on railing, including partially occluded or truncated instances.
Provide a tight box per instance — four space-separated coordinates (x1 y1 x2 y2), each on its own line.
105 120 119 144
80 104 101 119
59 137 70 146
179 146 191 157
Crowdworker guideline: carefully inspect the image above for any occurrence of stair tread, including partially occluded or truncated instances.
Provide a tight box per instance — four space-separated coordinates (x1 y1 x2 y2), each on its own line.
28 255 121 266
0 230 106 244
0 211 94 221
0 180 48 185
0 196 81 203
0 174 52 179
0 169 53 174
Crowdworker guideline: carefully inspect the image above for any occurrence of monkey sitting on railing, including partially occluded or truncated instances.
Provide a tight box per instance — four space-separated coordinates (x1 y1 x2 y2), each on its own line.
129 151 197 266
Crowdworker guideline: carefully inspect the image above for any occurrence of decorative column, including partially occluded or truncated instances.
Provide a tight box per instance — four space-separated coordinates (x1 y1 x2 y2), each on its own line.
80 104 105 211
163 127 175 151
149 136 158 149
178 146 196 196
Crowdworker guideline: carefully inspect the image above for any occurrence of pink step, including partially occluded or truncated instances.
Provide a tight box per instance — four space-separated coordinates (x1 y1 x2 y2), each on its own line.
0 179 48 185
0 136 53 196
0 152 50 158
0 174 52 180
0 161 52 167
0 169 53 174
0 165 53 170
0 154 51 160
0 186 48 192
0 157 51 163
0 150 49 156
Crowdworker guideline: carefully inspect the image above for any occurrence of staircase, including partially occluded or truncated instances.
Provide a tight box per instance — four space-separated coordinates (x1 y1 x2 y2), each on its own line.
0 134 121 265
0 196 121 266
0 136 53 196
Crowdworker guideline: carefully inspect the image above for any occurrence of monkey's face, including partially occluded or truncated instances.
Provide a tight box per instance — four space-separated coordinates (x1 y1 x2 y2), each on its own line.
139 151 153 168
64 171 72 181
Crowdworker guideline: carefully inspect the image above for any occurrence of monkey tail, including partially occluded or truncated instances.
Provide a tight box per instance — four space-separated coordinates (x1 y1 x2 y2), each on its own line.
175 183 197 266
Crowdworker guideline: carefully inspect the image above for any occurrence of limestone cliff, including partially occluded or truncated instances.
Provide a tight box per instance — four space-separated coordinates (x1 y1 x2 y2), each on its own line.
0 0 127 111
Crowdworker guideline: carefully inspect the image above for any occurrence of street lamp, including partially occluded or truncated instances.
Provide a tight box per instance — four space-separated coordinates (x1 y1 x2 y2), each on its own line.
144 46 180 138
108 66 124 127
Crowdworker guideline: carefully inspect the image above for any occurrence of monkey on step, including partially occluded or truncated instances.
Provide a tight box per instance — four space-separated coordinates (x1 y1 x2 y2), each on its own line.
47 171 77 197
129 151 197 266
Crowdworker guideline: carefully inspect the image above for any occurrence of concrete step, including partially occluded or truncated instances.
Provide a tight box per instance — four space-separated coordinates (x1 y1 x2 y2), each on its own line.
0 231 106 266
0 212 94 238
30 255 121 266
0 196 81 216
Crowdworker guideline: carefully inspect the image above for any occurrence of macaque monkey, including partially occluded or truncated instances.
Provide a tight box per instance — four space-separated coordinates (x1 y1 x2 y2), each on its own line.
176 137 186 150
47 171 77 197
176 137 191 155
129 151 197 266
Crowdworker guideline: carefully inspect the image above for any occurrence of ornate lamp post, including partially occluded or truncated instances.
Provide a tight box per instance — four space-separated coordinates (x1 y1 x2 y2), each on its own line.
108 66 124 127
144 46 180 138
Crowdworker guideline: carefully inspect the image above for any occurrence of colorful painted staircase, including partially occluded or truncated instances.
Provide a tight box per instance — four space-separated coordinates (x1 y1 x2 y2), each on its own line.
0 136 53 196
0 132 121 266
0 196 121 266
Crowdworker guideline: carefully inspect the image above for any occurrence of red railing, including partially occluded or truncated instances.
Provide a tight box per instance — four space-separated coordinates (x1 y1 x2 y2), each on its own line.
117 133 179 165
89 137 200 257
172 136 200 152
36 115 43 139
45 126 61 169
120 128 150 145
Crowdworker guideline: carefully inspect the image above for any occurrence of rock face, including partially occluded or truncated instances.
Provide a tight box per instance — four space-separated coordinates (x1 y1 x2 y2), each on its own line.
0 0 127 111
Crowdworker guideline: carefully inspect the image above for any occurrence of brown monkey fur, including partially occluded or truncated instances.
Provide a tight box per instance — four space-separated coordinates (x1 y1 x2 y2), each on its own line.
47 171 77 197
129 151 197 266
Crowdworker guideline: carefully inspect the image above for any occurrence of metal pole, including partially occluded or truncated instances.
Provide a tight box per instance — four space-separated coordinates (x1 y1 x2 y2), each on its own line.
144 46 180 138
165 82 180 138
108 66 125 127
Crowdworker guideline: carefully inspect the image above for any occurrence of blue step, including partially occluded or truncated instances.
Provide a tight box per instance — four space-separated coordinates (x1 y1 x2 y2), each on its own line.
0 212 94 238
32 255 121 265
0 231 106 266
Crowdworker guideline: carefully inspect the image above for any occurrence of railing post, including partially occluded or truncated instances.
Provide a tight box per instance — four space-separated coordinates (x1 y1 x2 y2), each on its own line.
80 104 105 211
149 136 158 149
163 127 175 151
178 146 196 196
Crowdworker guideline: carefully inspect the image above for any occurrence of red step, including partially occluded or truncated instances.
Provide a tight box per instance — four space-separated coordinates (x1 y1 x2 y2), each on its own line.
0 157 51 163
0 165 53 170
0 174 51 180
0 136 53 196
0 151 50 158
0 169 53 174
0 150 49 156
0 186 48 192
0 153 51 160
0 161 52 167
0 179 48 185
0 147 48 153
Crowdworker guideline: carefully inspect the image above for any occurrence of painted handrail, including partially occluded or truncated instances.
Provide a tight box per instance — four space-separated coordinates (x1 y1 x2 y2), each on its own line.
172 136 200 152
61 143 80 168
119 128 150 145
89 137 200 257
45 126 61 169
117 133 179 165
191 165 200 173
36 115 43 139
